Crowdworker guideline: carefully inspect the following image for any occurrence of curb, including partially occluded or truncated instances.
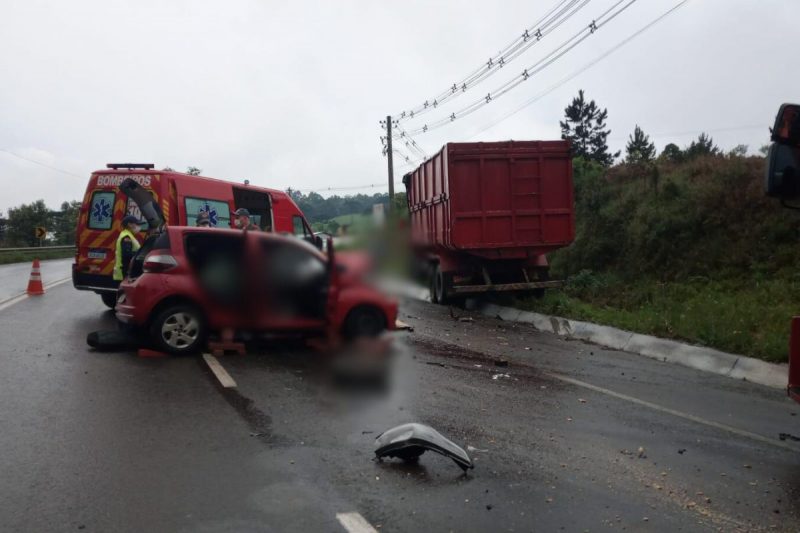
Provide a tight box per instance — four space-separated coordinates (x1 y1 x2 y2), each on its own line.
474 302 788 390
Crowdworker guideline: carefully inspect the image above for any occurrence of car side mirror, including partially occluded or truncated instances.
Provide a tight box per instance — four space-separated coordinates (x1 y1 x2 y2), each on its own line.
314 234 323 250
772 104 800 146
765 143 800 199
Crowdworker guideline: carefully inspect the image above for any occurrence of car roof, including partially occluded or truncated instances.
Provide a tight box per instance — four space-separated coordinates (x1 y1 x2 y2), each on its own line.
167 226 326 258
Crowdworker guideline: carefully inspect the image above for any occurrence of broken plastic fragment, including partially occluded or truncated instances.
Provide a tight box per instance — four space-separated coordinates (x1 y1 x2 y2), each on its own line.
374 423 474 471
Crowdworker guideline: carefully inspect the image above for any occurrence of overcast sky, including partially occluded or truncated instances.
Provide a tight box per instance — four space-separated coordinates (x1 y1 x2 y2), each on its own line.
0 0 796 214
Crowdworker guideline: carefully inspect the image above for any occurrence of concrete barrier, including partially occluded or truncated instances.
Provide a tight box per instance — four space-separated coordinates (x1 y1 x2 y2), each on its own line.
478 302 788 390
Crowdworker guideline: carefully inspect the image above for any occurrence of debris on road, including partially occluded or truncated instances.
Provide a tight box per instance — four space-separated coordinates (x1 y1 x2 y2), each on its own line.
637 447 646 458
395 320 414 332
578 398 587 403
374 422 474 472
458 317 474 323
779 432 800 442
426 361 448 368
492 373 511 380
493 359 509 368
86 330 139 351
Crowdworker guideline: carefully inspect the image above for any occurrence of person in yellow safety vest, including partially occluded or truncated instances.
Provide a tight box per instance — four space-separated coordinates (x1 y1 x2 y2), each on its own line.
113 215 143 282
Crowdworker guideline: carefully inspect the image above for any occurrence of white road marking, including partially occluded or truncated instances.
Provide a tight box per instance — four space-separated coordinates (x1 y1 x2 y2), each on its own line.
546 372 800 453
336 512 378 533
202 353 237 389
0 277 71 312
0 293 30 312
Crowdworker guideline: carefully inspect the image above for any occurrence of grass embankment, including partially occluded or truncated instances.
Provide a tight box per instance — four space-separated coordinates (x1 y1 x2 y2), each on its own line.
517 275 797 363
0 249 74 266
516 155 800 364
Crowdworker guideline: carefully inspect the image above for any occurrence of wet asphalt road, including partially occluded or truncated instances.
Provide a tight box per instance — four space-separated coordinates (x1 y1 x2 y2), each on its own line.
0 258 72 301
1 262 799 532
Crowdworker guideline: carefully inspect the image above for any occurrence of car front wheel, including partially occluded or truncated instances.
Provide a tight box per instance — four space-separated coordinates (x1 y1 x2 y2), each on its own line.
149 304 206 354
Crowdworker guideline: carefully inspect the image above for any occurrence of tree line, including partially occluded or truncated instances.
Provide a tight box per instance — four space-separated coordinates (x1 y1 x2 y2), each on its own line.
560 89 759 166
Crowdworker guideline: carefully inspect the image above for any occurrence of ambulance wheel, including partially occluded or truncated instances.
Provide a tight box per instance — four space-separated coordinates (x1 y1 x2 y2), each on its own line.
101 292 117 309
343 306 387 339
150 304 207 354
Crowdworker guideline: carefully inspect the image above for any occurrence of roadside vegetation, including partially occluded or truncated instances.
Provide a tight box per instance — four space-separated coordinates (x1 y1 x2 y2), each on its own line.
0 248 74 266
517 90 796 362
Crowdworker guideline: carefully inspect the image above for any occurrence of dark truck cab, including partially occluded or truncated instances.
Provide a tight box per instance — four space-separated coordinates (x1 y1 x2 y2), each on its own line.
765 103 800 403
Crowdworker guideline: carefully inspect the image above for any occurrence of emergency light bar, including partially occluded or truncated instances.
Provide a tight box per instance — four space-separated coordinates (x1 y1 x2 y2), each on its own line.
106 163 155 170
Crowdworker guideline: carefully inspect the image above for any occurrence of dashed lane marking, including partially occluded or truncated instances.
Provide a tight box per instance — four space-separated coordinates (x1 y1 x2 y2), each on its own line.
202 353 237 389
336 512 378 533
0 277 71 312
546 372 800 453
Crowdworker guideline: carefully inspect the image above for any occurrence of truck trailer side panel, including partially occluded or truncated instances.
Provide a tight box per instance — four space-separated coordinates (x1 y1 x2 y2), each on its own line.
407 141 574 258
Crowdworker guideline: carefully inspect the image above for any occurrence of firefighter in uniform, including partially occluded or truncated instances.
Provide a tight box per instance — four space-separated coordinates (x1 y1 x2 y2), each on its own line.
113 215 143 282
233 208 260 231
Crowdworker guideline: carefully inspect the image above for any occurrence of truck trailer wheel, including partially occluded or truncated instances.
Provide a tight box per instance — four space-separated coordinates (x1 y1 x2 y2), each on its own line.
149 304 207 355
433 265 454 305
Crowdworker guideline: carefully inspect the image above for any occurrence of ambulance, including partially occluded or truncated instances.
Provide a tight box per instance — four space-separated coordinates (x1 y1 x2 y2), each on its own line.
73 163 314 307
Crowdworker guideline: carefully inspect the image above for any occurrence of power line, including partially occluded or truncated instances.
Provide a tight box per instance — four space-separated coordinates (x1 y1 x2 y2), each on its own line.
0 148 84 178
465 0 691 140
609 124 767 142
400 0 638 138
395 0 592 122
395 126 428 159
289 182 405 194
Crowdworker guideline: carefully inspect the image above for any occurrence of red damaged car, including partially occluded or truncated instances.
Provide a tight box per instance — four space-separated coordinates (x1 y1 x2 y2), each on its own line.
115 180 397 354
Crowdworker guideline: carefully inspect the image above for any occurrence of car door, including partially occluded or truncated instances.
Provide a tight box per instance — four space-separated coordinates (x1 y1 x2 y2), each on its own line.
252 235 331 331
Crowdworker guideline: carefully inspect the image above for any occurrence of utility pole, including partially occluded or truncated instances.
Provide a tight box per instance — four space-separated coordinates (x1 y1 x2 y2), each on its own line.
383 115 395 212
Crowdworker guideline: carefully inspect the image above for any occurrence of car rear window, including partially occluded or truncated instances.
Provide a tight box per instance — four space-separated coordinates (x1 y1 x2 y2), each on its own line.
88 190 115 230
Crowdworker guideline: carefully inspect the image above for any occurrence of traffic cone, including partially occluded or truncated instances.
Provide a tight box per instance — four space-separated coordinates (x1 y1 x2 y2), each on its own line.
27 259 45 296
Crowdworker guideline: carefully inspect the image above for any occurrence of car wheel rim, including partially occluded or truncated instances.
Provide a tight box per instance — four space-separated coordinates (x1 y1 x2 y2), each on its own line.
162 312 199 349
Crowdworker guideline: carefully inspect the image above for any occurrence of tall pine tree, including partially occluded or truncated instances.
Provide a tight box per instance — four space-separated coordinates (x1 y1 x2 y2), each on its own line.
625 125 656 164
684 133 719 159
560 89 619 166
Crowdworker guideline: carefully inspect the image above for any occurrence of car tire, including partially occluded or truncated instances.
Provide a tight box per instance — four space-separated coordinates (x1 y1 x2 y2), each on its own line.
149 304 207 355
101 292 117 309
343 306 387 339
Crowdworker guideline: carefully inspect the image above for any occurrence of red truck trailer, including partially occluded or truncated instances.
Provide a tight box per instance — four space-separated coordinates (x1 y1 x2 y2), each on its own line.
403 140 575 304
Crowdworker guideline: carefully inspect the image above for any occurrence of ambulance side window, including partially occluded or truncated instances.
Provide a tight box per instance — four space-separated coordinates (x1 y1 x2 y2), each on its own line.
88 191 115 230
184 197 231 228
